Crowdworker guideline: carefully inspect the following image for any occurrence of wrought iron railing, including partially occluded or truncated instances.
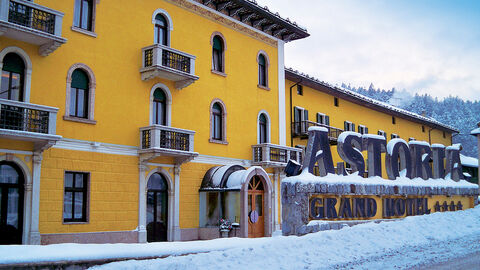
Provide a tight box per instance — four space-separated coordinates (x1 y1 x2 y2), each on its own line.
291 120 343 141
252 143 302 166
162 50 191 74
140 125 195 153
0 99 58 135
142 44 195 75
8 0 56 34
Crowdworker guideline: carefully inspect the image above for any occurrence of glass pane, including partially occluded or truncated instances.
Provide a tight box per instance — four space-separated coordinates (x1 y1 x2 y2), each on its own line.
77 89 86 118
75 173 84 188
70 89 77 116
73 0 81 27
248 195 252 212
156 192 167 223
10 72 20 101
147 173 168 191
1 71 10 99
63 192 72 220
255 194 262 216
74 192 84 219
81 0 90 30
0 164 19 184
159 28 166 46
146 192 154 224
7 188 19 228
65 173 73 188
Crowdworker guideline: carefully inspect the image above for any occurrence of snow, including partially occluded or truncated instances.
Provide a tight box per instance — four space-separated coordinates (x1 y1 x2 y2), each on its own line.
386 138 407 155
362 134 385 140
337 131 361 144
460 154 478 168
431 143 445 148
284 171 477 189
308 126 328 132
89 206 480 269
408 140 430 147
446 143 462 151
471 127 480 135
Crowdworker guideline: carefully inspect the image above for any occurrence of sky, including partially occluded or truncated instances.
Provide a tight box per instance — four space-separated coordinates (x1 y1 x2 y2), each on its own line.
258 0 480 100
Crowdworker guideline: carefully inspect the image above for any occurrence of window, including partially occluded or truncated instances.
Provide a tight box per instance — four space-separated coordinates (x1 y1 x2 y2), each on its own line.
64 172 88 223
409 137 415 141
293 107 308 135
391 133 399 139
69 69 89 118
212 35 224 73
334 97 339 107
358 125 368 134
257 51 269 88
210 100 227 143
443 131 446 138
73 0 94 31
259 113 268 143
152 88 167 125
316 113 330 126
1 53 24 101
377 130 387 139
392 116 396 124
297 85 303 95
344 121 355 132
154 14 168 46
422 126 425 132
65 64 96 124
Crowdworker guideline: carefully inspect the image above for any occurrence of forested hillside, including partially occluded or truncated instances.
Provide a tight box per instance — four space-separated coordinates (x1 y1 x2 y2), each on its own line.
340 83 479 157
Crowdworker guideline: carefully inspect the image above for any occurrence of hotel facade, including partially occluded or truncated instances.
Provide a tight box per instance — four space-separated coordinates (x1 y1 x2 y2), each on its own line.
0 0 456 245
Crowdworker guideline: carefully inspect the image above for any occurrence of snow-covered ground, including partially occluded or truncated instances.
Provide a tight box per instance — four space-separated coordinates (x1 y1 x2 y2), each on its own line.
2 206 479 269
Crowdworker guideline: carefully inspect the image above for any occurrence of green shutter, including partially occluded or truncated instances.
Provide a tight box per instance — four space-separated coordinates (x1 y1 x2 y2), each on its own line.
213 36 223 51
71 69 89 89
2 53 25 74
155 14 167 27
153 88 166 102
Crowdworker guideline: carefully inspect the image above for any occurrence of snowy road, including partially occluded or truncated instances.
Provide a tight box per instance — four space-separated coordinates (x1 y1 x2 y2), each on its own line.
92 206 480 270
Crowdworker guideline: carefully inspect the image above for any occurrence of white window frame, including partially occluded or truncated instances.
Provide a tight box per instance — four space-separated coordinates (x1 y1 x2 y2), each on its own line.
149 83 172 126
152 8 174 46
257 110 271 144
344 121 355 132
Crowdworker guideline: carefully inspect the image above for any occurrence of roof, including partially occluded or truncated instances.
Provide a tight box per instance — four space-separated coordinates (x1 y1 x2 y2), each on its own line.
285 68 459 133
460 154 478 168
196 0 309 42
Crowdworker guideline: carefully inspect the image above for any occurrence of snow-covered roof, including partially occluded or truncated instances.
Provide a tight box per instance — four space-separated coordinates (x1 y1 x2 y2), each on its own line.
285 68 459 133
471 127 480 136
460 154 478 168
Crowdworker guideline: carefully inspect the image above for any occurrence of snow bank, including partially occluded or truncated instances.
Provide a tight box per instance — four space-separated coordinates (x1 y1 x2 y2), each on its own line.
91 206 480 270
461 154 478 168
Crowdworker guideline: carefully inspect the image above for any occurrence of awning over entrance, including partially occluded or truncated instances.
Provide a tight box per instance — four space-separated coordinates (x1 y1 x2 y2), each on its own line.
200 165 269 191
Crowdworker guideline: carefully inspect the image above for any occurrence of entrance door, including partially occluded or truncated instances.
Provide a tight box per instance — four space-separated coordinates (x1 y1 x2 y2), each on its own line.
248 175 264 238
0 161 24 244
146 173 168 242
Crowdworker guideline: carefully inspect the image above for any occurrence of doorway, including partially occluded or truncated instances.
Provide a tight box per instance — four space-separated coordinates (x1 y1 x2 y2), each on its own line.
0 161 24 244
146 173 168 242
247 175 264 238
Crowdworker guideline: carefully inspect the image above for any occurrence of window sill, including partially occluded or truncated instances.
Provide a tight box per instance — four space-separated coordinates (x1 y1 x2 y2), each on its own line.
211 70 227 77
71 26 97 38
257 84 270 91
63 116 97 125
209 138 228 145
63 221 89 225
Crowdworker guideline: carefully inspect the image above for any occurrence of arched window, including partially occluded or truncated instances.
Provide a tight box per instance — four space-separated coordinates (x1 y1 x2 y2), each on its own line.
1 53 25 101
154 14 168 46
259 113 268 144
212 103 223 140
212 35 224 72
69 69 89 118
153 88 167 125
258 54 267 87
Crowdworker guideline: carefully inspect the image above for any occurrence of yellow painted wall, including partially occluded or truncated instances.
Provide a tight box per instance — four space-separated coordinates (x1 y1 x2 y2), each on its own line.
39 148 138 234
1 0 279 161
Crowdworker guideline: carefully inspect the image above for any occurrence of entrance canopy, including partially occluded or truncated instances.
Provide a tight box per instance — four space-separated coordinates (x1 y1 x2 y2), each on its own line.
200 165 269 191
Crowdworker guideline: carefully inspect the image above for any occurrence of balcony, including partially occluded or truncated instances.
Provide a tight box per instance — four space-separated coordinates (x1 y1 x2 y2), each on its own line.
140 44 199 89
252 143 303 168
0 0 66 56
139 125 198 164
291 120 343 144
0 99 61 151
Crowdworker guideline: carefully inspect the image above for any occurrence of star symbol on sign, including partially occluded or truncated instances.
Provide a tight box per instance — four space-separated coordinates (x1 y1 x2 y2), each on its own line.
456 201 463 210
441 201 449 212
434 202 441 212
449 201 456 211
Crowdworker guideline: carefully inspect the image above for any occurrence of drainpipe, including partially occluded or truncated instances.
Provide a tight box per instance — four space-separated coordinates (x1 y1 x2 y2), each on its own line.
428 127 434 144
289 80 302 147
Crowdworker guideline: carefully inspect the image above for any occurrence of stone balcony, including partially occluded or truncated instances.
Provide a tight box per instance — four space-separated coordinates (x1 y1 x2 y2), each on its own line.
252 143 303 168
0 99 61 151
0 0 66 56
291 120 343 145
140 44 199 89
139 125 198 164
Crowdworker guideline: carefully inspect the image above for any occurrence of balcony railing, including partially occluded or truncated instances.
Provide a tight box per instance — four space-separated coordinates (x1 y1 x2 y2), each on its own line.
0 99 60 150
0 0 66 56
252 143 303 167
139 125 197 163
291 120 343 143
140 44 199 89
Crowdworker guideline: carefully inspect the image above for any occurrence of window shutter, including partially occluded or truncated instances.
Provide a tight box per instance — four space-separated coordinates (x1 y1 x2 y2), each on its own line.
344 121 347 131
352 124 355 132
213 36 223 51
303 110 308 121
71 69 89 89
365 127 368 134
326 115 330 126
3 53 25 74
294 108 299 122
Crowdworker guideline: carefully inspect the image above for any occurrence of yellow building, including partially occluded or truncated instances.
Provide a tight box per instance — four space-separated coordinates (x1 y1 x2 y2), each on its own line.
0 0 457 245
